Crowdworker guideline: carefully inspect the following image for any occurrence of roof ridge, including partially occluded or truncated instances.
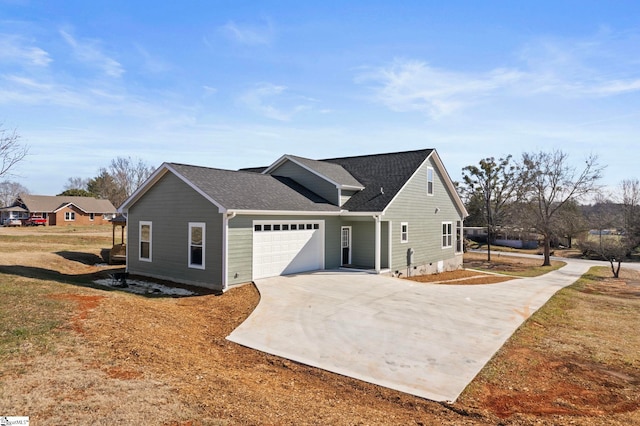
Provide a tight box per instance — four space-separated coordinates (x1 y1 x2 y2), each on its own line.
170 162 273 177
320 148 433 162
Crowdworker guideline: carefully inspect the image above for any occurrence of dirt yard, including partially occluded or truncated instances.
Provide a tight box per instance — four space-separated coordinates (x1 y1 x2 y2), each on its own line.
1 226 639 425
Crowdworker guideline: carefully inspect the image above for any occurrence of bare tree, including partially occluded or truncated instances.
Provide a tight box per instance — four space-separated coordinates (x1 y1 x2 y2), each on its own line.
63 176 90 191
552 200 588 249
521 150 604 266
106 157 154 207
620 178 640 242
0 124 29 178
0 180 29 207
461 155 520 261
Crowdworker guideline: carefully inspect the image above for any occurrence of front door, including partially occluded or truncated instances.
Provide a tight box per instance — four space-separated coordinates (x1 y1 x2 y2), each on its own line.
341 226 351 265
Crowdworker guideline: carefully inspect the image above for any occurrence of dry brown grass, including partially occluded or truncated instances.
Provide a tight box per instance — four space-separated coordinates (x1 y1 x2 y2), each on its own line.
1 228 640 425
405 268 515 285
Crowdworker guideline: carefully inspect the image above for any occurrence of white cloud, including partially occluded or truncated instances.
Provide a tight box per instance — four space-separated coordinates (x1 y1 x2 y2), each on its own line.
359 31 640 119
239 83 311 121
59 29 124 77
202 85 218 96
219 19 274 46
0 34 51 67
134 43 171 74
357 59 524 119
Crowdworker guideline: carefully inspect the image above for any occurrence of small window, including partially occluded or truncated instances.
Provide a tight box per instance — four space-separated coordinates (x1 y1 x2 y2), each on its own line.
400 222 408 243
282 224 289 230
273 224 281 231
189 223 205 269
306 224 313 230
264 224 272 231
456 221 463 253
291 224 297 230
139 221 152 261
427 167 434 195
442 222 452 248
313 223 319 230
254 224 262 231
65 211 76 221
89 213 95 221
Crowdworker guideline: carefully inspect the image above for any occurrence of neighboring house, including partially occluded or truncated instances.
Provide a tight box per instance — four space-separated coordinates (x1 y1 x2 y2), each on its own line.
120 149 468 291
1 194 117 226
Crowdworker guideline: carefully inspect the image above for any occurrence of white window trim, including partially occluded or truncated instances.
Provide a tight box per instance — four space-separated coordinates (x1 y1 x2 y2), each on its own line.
139 221 152 262
89 213 95 221
427 166 434 196
188 222 206 270
65 211 76 221
400 222 409 243
442 221 453 249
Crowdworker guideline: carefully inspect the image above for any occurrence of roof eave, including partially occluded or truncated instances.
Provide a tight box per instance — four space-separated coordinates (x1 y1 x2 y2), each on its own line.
227 209 343 216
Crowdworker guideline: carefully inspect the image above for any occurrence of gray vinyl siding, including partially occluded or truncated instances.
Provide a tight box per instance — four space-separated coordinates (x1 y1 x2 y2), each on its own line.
270 161 339 205
340 189 358 207
384 157 465 273
127 173 224 289
342 220 389 269
349 221 374 267
226 214 342 285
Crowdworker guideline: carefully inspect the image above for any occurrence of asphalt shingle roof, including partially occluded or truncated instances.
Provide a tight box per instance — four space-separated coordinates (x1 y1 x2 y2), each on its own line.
17 194 117 213
285 155 364 188
324 149 434 212
168 163 339 212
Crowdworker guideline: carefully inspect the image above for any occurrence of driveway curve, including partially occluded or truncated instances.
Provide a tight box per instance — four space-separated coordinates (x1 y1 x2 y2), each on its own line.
227 259 600 402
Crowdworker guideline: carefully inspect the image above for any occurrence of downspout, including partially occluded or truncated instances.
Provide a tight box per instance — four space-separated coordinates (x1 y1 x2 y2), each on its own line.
222 211 237 291
374 214 381 273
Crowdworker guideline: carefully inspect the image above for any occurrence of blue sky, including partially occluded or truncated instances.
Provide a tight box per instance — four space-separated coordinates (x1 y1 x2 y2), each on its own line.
1 1 639 197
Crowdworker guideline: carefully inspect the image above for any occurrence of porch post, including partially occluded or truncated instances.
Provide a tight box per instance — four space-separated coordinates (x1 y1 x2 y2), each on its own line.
374 215 381 273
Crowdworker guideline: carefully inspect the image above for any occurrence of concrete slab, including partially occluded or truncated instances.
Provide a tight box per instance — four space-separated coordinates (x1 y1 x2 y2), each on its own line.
227 260 595 402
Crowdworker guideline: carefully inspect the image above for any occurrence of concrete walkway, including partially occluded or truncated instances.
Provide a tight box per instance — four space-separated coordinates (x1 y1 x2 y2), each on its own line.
227 260 598 402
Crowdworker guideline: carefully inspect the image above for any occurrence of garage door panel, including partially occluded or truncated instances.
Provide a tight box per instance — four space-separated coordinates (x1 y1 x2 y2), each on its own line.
253 222 324 280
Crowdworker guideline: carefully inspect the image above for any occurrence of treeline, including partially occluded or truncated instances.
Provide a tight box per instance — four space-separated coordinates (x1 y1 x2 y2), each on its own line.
59 156 155 208
459 150 639 277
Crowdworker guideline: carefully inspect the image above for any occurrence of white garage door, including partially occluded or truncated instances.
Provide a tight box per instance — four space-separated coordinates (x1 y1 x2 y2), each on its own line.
253 221 324 280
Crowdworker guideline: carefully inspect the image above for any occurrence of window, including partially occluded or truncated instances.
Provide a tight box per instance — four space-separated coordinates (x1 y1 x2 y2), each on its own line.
400 222 408 243
65 211 75 221
89 213 95 221
189 223 205 269
139 221 152 261
456 220 463 253
427 167 434 195
442 222 452 248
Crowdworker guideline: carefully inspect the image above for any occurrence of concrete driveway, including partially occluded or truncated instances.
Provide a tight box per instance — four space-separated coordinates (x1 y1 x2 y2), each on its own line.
227 260 596 402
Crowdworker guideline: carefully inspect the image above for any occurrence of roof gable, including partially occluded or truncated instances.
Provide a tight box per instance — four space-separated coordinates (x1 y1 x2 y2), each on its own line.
120 163 340 213
263 154 364 190
323 149 434 212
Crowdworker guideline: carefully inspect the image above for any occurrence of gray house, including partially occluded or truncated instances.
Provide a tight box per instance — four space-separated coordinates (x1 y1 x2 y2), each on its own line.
120 149 468 291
